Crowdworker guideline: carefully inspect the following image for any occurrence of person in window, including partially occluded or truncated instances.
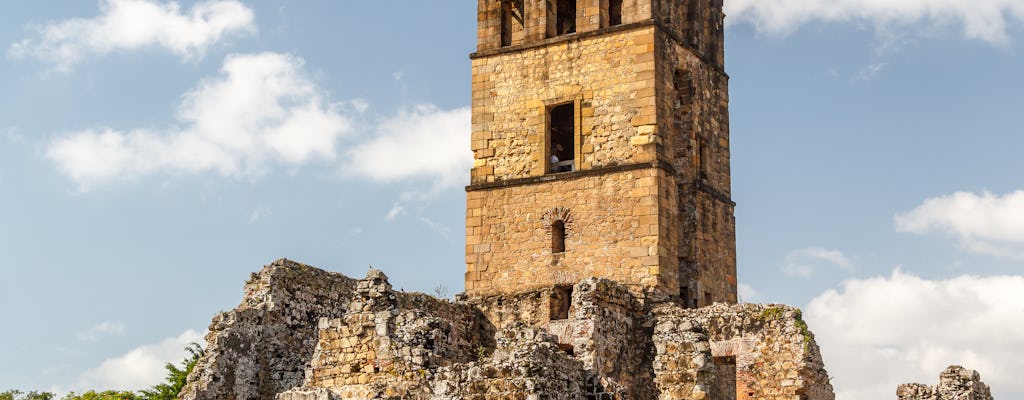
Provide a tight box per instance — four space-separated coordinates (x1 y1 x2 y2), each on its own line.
551 144 571 173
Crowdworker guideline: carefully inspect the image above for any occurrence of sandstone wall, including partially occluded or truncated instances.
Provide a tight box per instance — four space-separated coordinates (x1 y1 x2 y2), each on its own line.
898 366 994 400
465 168 679 297
665 303 835 400
476 0 654 53
656 27 735 306
650 311 716 400
466 3 737 305
181 259 358 400
432 325 588 399
288 270 489 399
470 25 659 183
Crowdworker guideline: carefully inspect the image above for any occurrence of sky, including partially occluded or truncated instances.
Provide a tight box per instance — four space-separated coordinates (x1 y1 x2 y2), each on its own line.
1 1 1023 398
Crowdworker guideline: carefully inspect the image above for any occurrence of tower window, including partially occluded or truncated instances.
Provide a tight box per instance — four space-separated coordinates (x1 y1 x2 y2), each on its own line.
556 0 576 35
609 0 622 26
552 220 566 253
500 0 524 47
548 103 575 173
550 285 573 320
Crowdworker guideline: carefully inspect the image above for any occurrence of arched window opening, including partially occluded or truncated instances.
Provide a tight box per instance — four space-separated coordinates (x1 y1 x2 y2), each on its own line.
609 0 623 26
500 0 525 47
556 0 576 35
549 103 575 174
552 220 567 254
550 284 573 320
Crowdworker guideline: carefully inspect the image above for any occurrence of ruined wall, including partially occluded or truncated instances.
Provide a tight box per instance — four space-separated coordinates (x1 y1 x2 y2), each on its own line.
898 366 994 400
650 310 717 400
664 303 835 400
466 168 679 297
286 270 488 399
188 261 838 400
181 259 358 400
432 325 588 399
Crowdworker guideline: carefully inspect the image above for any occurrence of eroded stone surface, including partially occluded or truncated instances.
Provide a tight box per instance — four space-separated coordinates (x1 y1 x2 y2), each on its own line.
187 261 836 400
898 366 994 400
180 259 358 400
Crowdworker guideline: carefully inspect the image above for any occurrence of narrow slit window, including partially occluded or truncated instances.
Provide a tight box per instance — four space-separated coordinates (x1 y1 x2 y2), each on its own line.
687 0 701 46
609 0 623 26
549 103 575 174
550 285 573 320
556 0 576 35
698 138 708 176
552 220 566 253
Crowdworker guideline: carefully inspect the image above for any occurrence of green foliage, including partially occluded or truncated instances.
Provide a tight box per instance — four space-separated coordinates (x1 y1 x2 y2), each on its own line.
1 390 56 400
759 305 784 321
137 342 204 400
62 390 139 400
3 342 204 400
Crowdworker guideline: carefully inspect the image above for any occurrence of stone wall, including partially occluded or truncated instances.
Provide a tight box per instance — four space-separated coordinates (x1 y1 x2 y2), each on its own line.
466 1 737 305
476 0 654 53
432 325 588 399
470 26 660 183
186 262 838 400
181 259 358 400
898 366 994 400
650 311 716 400
283 270 489 399
465 168 679 297
661 303 835 400
656 23 735 306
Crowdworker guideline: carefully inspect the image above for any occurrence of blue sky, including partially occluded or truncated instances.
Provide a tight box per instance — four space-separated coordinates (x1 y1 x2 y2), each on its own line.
1 1 1023 398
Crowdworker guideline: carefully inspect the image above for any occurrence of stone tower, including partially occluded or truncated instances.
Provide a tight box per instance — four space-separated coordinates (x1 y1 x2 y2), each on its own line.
465 0 736 306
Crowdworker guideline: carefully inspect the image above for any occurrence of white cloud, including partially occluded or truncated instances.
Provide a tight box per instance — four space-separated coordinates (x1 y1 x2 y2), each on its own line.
74 329 205 391
419 216 453 241
782 247 854 277
853 62 887 81
8 0 255 71
725 0 1024 44
738 283 761 303
76 322 125 342
247 206 272 224
386 204 405 221
46 52 351 191
342 105 471 189
896 190 1024 258
806 270 1024 399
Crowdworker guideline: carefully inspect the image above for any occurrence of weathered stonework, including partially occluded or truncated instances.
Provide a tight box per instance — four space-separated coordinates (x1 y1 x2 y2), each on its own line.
186 261 836 400
898 366 994 400
466 0 736 307
657 303 835 400
182 2 851 399
181 259 358 400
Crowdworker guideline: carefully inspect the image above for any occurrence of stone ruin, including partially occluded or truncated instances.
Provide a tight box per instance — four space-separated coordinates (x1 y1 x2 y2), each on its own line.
181 259 835 400
898 366 993 400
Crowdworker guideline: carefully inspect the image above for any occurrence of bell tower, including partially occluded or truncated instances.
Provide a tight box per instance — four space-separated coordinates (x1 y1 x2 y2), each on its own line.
465 0 736 306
